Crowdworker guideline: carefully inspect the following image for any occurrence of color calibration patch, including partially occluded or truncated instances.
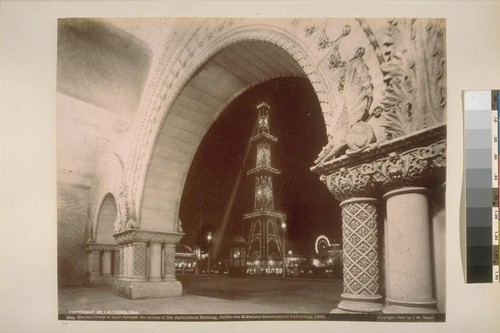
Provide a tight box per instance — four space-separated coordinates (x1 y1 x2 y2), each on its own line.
464 90 499 283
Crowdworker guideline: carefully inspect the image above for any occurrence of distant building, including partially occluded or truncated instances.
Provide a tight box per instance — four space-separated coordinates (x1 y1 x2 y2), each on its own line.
175 244 198 274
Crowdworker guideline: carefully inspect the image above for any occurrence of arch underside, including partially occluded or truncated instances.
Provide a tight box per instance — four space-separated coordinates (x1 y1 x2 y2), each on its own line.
140 40 307 232
95 194 118 244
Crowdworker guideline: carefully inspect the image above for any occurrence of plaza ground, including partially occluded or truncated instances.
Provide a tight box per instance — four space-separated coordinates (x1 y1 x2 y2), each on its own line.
59 275 343 315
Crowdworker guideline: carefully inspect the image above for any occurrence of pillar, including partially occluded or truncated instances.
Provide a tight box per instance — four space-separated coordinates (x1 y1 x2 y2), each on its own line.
88 250 101 277
163 244 176 281
113 249 120 276
130 242 147 281
337 197 383 313
383 187 437 313
118 245 125 278
101 250 113 276
123 244 132 280
149 243 162 282
113 229 184 299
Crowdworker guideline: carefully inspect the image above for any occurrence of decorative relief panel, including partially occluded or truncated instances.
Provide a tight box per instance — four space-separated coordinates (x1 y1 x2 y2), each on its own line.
313 24 376 164
312 18 446 167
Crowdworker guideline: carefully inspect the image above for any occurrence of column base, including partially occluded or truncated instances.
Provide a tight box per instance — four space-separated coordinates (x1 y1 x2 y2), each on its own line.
87 275 116 286
334 293 383 313
113 279 183 299
383 298 438 314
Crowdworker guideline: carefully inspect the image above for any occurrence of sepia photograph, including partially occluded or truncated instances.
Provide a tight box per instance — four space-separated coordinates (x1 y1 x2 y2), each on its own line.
6 0 500 332
56 17 447 322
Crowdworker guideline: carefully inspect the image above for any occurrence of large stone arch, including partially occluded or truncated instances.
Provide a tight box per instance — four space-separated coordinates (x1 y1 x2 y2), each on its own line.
118 20 336 234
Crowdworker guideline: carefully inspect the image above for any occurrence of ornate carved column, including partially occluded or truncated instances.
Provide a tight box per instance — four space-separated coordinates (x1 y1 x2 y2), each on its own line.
113 229 184 299
163 244 177 281
313 125 446 314
130 242 147 281
339 197 382 312
322 168 383 313
118 245 125 278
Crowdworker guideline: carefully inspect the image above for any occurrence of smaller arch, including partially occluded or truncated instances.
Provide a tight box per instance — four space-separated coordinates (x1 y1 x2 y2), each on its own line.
94 193 119 244
86 153 124 243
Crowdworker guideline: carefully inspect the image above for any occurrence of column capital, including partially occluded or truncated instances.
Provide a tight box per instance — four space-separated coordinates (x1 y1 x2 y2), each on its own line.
84 243 118 252
314 125 446 201
113 229 184 246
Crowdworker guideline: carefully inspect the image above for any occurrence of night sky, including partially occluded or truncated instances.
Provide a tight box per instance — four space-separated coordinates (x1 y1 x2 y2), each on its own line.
179 77 342 259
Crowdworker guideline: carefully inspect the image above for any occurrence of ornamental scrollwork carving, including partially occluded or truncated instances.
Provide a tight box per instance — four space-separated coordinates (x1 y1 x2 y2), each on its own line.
113 229 184 246
372 140 446 191
322 138 446 200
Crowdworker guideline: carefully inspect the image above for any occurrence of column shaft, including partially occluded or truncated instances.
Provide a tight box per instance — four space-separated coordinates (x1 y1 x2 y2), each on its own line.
383 187 437 313
149 243 163 282
163 244 176 281
118 246 125 278
113 250 120 276
89 250 101 276
101 250 112 276
130 242 147 282
125 244 134 280
337 197 383 313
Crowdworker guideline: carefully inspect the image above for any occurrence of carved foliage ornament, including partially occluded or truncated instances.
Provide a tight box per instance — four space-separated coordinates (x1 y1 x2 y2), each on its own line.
324 139 445 201
378 19 446 140
323 166 377 201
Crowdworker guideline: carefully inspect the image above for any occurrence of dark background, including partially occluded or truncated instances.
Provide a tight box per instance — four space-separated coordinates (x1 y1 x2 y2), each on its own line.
179 77 342 259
